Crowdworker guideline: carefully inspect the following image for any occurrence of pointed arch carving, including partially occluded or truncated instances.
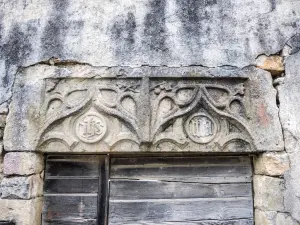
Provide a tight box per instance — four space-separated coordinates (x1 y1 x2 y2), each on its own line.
150 79 254 152
36 77 256 152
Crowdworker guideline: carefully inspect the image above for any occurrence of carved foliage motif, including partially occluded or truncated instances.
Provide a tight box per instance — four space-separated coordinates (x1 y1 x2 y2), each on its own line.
150 79 253 152
38 79 141 152
37 78 255 152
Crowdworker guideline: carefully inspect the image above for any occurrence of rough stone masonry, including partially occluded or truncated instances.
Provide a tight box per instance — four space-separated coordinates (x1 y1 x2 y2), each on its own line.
0 0 300 224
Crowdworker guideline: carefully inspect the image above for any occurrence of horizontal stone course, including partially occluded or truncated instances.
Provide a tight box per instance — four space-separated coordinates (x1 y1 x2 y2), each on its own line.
0 198 42 225
3 152 44 176
254 152 290 176
254 175 284 211
256 55 284 76
0 175 43 199
255 210 300 225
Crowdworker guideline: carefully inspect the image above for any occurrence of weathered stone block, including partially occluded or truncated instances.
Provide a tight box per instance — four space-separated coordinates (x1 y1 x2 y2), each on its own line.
286 34 300 55
0 154 3 174
4 152 44 176
276 213 300 225
255 210 276 225
255 210 299 225
0 128 4 139
254 175 284 211
0 141 3 155
254 152 290 176
0 198 42 225
278 50 300 223
0 103 8 115
0 175 43 199
0 115 6 128
256 55 284 76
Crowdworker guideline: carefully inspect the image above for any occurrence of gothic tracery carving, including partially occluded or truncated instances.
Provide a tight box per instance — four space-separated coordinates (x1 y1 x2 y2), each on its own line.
37 77 255 152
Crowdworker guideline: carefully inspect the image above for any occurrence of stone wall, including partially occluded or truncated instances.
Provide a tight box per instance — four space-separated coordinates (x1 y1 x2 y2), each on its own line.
0 105 43 224
279 50 300 224
0 151 43 224
1 0 300 224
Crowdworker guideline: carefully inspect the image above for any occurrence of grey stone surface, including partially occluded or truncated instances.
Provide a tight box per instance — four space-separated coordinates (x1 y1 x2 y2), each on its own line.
0 115 6 128
0 0 300 105
0 141 3 155
0 175 43 199
276 213 300 225
254 175 284 211
255 210 300 225
0 115 6 139
286 34 300 55
0 153 3 175
3 65 283 152
254 152 290 176
3 152 44 176
0 198 42 225
278 50 300 223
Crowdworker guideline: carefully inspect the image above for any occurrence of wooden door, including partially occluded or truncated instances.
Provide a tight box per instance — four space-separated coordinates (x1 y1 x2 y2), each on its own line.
42 155 109 225
109 156 254 225
42 155 254 225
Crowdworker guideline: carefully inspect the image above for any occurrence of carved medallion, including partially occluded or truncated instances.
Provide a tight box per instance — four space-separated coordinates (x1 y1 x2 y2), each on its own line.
185 113 217 143
75 113 107 143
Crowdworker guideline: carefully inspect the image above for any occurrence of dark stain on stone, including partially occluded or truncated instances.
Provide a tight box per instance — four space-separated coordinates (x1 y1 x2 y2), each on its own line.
287 34 300 54
0 14 3 42
176 0 219 39
22 0 29 9
111 12 137 59
270 0 276 11
176 0 200 35
206 0 217 6
41 0 69 58
126 12 137 45
143 0 168 52
257 19 271 51
69 20 85 34
1 24 32 87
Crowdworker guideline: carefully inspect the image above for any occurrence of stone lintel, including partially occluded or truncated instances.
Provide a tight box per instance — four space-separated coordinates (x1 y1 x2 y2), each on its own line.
3 65 283 153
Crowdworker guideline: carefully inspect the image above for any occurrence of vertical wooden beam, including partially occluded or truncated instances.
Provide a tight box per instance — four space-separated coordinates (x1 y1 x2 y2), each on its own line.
98 156 110 225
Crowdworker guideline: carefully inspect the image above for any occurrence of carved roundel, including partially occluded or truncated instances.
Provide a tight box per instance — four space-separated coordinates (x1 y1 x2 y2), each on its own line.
185 113 217 144
75 113 107 143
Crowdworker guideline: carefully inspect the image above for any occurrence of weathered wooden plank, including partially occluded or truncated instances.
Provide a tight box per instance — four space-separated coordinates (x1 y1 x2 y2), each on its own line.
44 179 99 194
42 219 97 225
43 155 110 225
111 176 251 183
42 196 97 223
110 180 252 199
45 160 100 177
47 155 100 161
109 156 253 224
106 219 254 225
110 165 251 182
109 198 253 223
110 156 252 183
111 156 250 168
0 222 15 225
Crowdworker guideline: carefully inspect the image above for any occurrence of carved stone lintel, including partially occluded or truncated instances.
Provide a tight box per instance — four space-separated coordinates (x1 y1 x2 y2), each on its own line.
35 76 257 152
3 66 284 152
